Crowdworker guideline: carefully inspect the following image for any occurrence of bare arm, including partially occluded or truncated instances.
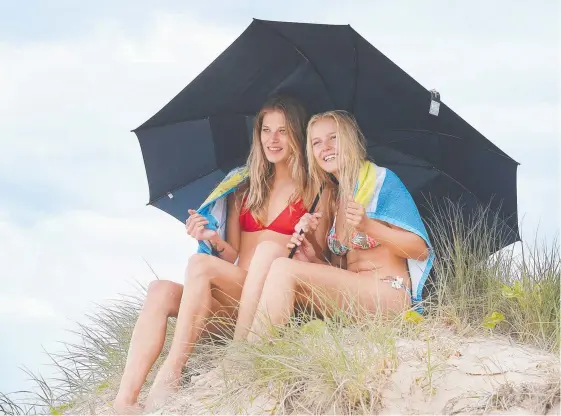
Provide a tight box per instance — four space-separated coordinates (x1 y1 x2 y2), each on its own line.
345 201 429 261
208 191 242 264
363 219 430 261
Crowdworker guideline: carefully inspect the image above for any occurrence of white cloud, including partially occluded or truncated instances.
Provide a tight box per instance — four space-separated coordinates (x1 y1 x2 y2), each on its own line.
0 207 197 320
0 13 226 356
0 15 231 337
0 295 57 320
0 12 238 217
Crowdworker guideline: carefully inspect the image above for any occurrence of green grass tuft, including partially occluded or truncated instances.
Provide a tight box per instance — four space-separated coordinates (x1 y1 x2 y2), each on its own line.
1 201 559 414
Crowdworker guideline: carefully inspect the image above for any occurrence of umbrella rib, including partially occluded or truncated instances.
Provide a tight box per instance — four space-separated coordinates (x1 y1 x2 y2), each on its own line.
379 159 519 238
382 128 519 164
256 20 336 107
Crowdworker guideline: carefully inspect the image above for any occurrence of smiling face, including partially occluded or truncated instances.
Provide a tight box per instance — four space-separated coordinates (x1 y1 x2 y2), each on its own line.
305 111 368 212
310 117 339 175
245 95 308 224
260 110 291 165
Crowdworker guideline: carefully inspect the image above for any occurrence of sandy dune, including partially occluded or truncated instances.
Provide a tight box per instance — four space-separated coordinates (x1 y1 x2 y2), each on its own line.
136 333 559 415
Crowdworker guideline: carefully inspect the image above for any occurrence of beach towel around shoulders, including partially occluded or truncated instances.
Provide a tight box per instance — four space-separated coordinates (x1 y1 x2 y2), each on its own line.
354 161 435 308
195 166 249 256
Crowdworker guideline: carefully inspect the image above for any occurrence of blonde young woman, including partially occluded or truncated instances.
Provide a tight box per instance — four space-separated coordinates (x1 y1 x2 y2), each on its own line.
245 110 435 341
113 96 325 413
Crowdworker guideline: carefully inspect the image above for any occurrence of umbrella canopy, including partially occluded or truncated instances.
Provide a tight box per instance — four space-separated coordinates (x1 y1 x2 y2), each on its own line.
133 19 520 251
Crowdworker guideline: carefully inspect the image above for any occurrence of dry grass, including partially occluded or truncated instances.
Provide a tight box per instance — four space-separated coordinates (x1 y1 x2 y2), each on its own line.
425 200 560 352
1 201 559 415
0 285 179 415
183 309 401 415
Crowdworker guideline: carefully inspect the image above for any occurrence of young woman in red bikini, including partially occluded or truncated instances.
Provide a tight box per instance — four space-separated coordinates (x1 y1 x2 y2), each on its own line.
113 96 328 413
243 110 431 342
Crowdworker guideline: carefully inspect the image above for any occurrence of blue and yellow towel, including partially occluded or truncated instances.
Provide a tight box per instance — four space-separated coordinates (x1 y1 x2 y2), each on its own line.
354 161 434 308
195 166 249 256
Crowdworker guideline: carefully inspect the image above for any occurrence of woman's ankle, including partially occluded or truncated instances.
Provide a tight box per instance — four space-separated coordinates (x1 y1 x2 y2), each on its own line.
113 391 138 408
152 358 185 387
115 378 142 404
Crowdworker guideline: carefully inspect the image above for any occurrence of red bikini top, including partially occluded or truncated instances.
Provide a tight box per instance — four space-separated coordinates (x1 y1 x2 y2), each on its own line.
239 197 308 235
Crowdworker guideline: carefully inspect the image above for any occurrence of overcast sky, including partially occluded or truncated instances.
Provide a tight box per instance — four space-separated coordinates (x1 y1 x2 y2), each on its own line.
0 0 559 394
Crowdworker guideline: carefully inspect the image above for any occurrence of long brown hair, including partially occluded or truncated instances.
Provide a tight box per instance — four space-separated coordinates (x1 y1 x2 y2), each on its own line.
244 95 308 224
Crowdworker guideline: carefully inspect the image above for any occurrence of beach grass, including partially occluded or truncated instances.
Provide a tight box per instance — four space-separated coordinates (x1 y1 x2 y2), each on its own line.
1 201 559 415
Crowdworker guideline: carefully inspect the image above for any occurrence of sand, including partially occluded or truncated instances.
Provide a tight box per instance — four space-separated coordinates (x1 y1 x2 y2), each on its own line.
136 332 560 415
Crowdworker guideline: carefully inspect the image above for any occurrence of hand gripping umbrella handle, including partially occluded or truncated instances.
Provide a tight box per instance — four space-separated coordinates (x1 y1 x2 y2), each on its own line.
288 189 322 259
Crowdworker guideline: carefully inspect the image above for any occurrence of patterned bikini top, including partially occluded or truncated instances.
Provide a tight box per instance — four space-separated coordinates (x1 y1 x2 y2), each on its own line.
327 216 380 256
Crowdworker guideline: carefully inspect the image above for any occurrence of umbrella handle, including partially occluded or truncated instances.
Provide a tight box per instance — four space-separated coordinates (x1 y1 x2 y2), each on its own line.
288 189 323 260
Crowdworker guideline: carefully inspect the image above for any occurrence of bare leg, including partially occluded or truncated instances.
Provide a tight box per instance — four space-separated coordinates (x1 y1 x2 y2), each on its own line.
247 258 411 343
189 241 288 391
144 254 247 411
113 280 183 414
233 241 287 341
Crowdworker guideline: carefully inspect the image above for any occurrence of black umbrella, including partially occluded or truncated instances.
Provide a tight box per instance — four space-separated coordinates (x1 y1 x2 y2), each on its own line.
133 19 520 252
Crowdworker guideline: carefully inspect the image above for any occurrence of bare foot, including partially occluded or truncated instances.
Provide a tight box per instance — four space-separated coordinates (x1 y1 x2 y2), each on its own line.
191 366 226 389
191 351 243 389
112 399 143 415
190 367 228 401
143 363 182 412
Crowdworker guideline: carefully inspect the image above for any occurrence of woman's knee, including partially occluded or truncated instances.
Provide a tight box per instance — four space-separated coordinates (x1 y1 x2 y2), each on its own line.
186 253 215 282
187 252 212 273
144 280 182 314
146 279 178 297
268 257 295 279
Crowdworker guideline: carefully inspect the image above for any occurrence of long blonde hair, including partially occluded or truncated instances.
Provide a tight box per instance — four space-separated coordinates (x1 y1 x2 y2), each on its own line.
305 110 368 230
244 95 308 224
